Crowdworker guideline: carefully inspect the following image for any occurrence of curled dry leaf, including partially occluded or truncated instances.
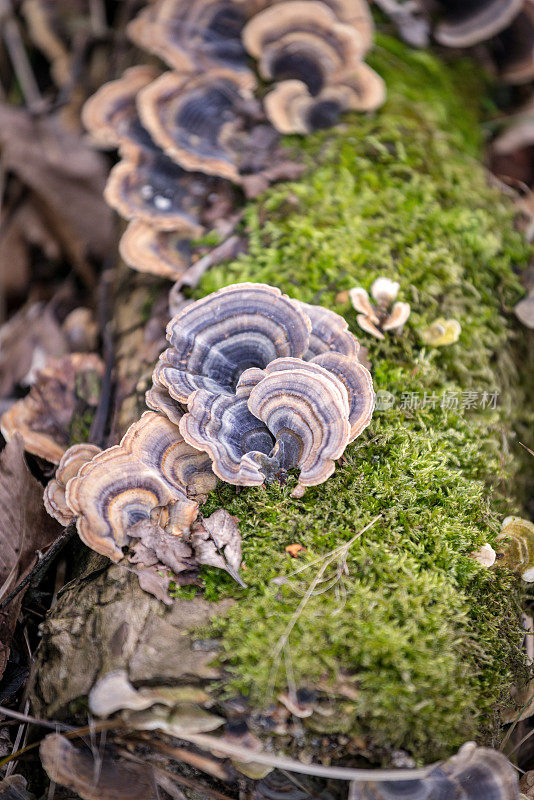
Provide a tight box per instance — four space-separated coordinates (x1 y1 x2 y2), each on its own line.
0 435 61 679
191 509 245 587
40 733 161 800
0 303 68 398
0 105 114 274
0 353 104 464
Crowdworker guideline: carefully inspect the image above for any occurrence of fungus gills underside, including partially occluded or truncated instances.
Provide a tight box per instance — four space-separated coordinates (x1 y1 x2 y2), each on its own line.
178 37 531 762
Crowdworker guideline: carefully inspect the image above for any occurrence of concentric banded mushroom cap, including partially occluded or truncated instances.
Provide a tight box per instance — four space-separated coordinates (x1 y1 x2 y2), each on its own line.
137 70 256 182
321 0 373 44
146 385 186 427
243 1 364 95
66 412 204 561
310 351 374 441
496 516 534 581
352 742 519 800
265 71 384 134
81 66 160 150
127 0 256 76
153 283 312 403
104 151 208 234
294 299 360 359
246 357 351 487
434 0 523 48
256 26 363 95
44 443 102 525
122 410 216 496
119 220 193 281
443 741 520 800
180 374 274 485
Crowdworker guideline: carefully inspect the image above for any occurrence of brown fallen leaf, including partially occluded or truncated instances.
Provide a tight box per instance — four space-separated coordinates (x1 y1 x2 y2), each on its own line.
40 733 162 800
129 519 197 576
0 353 104 463
285 543 306 558
191 510 245 587
0 303 68 398
0 435 61 678
0 105 114 283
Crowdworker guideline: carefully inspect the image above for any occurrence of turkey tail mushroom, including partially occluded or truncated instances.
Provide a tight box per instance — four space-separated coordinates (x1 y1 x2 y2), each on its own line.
81 65 161 150
137 69 258 182
104 150 208 234
44 444 102 525
152 283 311 404
127 0 258 76
119 219 193 281
243 1 365 95
65 411 212 561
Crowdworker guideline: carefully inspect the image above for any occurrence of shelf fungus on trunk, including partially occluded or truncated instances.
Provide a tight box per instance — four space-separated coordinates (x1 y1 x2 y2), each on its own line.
137 69 262 183
43 443 102 525
351 742 520 800
152 283 312 402
81 65 161 150
0 353 104 464
150 283 374 495
264 67 385 133
350 277 411 340
243 1 364 91
496 516 534 582
127 0 259 77
118 219 193 281
65 411 214 561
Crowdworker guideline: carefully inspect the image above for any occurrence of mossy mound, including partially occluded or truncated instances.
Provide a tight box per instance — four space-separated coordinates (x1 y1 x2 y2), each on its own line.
184 37 531 762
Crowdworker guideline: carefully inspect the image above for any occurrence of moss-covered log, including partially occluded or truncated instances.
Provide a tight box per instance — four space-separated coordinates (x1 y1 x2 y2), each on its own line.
30 37 532 771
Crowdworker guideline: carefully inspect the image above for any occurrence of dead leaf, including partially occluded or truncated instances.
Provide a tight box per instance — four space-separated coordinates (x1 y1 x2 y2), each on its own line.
135 566 174 607
0 303 68 398
0 105 114 281
129 519 197 576
285 544 306 558
0 435 61 678
0 353 104 463
191 509 245 587
40 733 161 800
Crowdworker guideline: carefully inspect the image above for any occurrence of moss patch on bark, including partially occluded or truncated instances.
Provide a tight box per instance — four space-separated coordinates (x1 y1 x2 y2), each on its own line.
179 37 531 762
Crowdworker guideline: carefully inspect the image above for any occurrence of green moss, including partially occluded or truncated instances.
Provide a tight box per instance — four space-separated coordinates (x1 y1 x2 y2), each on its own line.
190 36 531 761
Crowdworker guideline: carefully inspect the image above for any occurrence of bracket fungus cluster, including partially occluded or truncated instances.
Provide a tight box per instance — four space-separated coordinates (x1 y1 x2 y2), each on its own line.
432 0 534 84
149 283 374 496
349 277 411 340
82 0 384 283
66 411 215 562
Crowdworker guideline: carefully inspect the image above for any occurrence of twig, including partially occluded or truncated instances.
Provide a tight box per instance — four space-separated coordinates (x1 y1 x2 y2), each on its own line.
174 731 437 782
180 235 243 289
0 1 43 112
0 703 74 732
268 515 382 693
0 523 77 611
89 260 116 447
